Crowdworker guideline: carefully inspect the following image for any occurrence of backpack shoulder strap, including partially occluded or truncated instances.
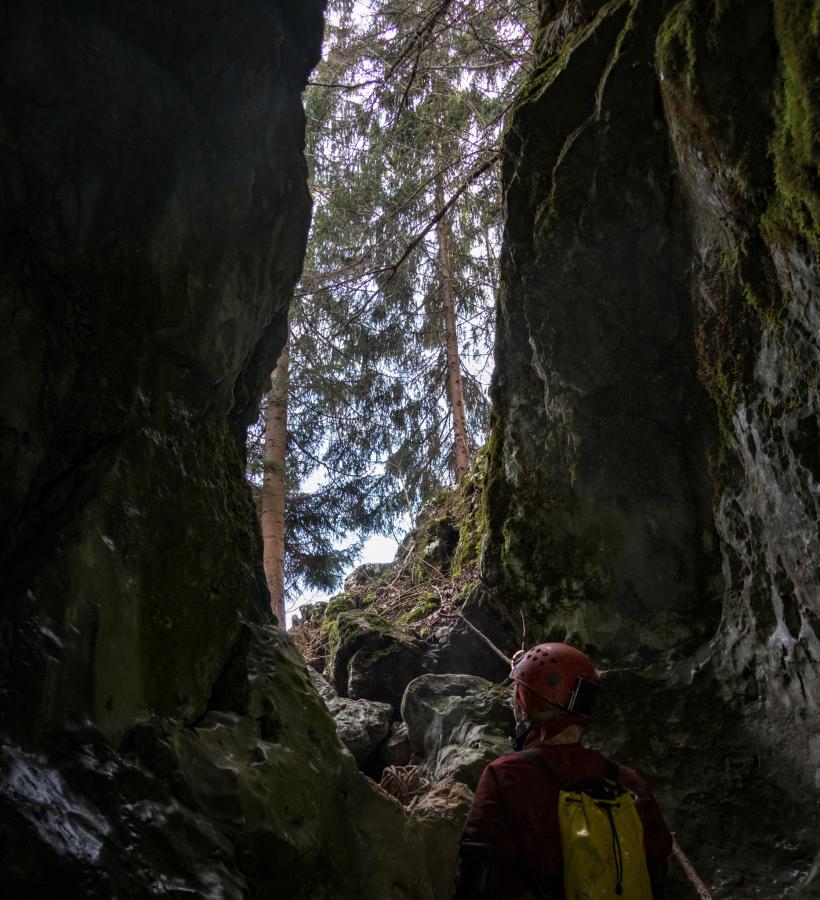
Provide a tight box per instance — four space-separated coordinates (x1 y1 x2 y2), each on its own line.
516 749 567 791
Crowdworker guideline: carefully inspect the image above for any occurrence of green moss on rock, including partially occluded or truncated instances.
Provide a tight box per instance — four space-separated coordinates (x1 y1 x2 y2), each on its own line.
765 1 820 254
324 593 359 620
399 596 440 624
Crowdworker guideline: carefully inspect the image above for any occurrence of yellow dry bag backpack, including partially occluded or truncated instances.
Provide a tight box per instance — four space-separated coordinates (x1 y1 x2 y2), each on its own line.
519 751 653 899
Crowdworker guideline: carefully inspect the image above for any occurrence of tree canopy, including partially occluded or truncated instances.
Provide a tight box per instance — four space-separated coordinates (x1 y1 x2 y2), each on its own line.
250 0 537 604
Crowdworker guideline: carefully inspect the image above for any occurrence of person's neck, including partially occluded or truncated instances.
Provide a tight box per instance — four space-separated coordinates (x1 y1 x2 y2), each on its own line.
547 724 583 744
529 724 584 746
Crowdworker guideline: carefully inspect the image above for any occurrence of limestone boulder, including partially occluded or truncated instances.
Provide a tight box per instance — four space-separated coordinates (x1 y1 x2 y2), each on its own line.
307 666 338 704
329 612 428 712
308 667 392 764
423 588 512 683
382 723 413 767
401 674 514 788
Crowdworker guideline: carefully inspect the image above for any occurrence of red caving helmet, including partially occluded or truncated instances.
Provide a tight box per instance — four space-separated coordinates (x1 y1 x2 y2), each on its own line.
512 643 599 719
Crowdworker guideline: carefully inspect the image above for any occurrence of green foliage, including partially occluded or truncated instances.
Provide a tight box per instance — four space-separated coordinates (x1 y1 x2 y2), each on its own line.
294 2 537 503
247 0 537 601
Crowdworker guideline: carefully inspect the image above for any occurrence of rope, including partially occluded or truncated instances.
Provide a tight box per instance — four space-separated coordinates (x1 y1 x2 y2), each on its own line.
604 804 625 896
672 836 714 900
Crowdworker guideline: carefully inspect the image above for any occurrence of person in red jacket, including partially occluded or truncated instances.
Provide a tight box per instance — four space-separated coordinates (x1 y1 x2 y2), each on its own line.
454 643 672 899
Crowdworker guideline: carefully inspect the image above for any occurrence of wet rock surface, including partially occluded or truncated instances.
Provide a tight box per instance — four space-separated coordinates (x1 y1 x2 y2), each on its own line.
402 674 514 789
329 611 430 712
0 3 443 898
0 626 438 899
308 668 393 764
487 1 820 894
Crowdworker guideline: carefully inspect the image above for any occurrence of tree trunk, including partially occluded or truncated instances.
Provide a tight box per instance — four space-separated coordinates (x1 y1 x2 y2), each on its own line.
435 143 470 481
261 335 289 626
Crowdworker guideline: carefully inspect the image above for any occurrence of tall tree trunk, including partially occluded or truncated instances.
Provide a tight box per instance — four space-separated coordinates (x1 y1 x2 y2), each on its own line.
435 143 470 481
261 335 289 626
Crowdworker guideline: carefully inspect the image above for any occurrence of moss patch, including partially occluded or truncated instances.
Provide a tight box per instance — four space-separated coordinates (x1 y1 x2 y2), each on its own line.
764 1 820 253
324 593 359 620
399 596 440 624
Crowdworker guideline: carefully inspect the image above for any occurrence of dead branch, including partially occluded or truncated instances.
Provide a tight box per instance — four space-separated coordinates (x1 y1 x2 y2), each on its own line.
439 611 512 666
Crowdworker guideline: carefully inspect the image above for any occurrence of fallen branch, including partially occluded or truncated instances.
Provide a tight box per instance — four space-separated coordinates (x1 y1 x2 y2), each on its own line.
439 612 512 666
672 836 714 900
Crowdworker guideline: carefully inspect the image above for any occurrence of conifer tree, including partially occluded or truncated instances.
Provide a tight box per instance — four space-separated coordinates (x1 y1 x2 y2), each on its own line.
261 338 288 624
251 0 537 603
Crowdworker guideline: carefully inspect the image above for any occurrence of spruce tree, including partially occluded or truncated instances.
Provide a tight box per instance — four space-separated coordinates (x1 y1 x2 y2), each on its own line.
252 0 537 604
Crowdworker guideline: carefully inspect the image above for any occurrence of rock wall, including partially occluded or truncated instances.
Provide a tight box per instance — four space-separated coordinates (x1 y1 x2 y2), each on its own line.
657 0 820 796
487 0 819 894
1 0 322 741
0 3 443 896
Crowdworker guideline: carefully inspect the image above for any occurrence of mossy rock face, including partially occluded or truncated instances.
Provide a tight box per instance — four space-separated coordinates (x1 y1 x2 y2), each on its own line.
0 625 439 898
655 0 820 815
488 0 819 892
0 3 449 897
490 0 723 658
324 593 359 620
0 0 324 744
401 673 514 790
329 612 429 713
408 497 461 581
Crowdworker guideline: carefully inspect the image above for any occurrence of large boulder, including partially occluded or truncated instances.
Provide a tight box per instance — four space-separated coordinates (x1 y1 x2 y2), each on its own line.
382 723 413 768
0 624 437 899
423 588 513 683
328 612 428 712
401 674 514 789
308 668 392 765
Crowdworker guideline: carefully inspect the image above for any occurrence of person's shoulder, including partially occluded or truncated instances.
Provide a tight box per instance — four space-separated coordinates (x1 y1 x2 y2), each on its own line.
608 759 653 796
487 749 529 769
482 748 548 779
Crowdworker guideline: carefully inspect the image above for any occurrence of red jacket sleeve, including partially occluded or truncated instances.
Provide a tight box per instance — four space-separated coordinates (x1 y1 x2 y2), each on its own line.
458 763 534 899
460 764 517 858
